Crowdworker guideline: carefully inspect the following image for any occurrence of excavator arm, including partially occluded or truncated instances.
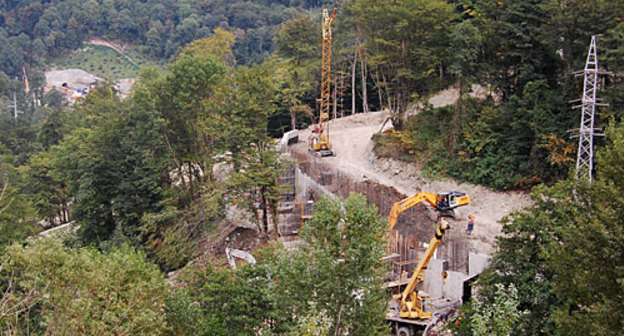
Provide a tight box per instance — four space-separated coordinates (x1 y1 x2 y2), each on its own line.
387 190 470 320
388 192 439 231
388 191 470 231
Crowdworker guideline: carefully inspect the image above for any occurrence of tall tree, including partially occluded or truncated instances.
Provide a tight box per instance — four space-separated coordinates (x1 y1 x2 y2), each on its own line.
0 144 39 247
348 0 455 129
299 193 388 336
50 86 167 244
156 55 226 201
447 19 482 151
274 15 319 131
478 0 561 99
211 64 284 234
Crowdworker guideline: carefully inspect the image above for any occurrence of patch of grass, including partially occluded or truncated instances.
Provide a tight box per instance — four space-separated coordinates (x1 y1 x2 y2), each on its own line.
51 44 163 80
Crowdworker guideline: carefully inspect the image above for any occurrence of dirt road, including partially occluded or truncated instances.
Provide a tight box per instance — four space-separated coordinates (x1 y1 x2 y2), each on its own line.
294 110 532 254
87 37 140 68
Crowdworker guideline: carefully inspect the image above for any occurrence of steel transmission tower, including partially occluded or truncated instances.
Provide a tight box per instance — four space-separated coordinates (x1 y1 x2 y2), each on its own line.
571 36 610 183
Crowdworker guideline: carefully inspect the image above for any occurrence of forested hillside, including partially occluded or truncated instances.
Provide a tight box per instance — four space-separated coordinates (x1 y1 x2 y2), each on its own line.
367 0 624 189
0 0 339 77
0 0 622 335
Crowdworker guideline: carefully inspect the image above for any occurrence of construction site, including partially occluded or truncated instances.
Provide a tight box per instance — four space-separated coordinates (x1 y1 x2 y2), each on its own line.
202 9 535 335
268 108 531 335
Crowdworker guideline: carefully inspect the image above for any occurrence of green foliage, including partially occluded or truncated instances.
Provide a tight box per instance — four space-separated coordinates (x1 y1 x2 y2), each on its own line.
178 28 236 64
545 121 624 336
299 193 389 336
1 239 168 335
348 0 456 129
157 55 226 200
448 20 482 87
470 283 525 336
169 263 278 336
273 14 320 132
483 0 562 98
49 85 167 244
141 182 224 271
0 147 39 247
166 193 388 335
461 120 624 336
21 151 70 226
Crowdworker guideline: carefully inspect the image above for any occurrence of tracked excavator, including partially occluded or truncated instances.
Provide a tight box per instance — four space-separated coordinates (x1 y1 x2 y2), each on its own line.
388 191 470 231
386 191 470 336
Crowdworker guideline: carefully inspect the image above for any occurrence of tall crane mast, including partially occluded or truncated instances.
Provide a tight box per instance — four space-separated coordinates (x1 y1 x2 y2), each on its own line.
311 8 337 157
23 67 30 94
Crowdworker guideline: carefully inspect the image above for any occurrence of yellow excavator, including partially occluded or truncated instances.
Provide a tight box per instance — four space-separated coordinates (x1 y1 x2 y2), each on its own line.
388 191 470 231
386 191 470 335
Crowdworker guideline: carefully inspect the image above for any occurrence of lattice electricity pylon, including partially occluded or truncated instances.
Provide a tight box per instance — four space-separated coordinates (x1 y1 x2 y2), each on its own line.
570 35 610 184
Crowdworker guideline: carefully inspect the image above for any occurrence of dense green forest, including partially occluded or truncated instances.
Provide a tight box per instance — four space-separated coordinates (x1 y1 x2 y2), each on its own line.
369 0 624 189
0 0 340 76
0 0 622 335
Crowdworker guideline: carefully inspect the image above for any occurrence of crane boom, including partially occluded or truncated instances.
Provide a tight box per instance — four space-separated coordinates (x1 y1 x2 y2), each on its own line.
395 219 449 319
311 8 337 156
387 190 470 320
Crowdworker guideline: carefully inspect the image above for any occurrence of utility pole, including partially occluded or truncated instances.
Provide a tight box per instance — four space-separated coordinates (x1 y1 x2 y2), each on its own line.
570 35 611 184
9 91 20 120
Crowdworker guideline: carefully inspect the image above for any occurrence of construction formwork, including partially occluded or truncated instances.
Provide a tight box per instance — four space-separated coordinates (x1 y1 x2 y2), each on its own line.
277 160 319 239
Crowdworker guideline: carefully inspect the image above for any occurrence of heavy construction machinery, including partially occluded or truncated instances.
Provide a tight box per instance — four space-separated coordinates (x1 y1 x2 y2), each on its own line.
388 191 470 231
310 8 337 157
386 191 470 336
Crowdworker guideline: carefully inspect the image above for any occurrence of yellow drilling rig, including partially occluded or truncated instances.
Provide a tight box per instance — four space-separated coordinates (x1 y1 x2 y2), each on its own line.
310 8 337 157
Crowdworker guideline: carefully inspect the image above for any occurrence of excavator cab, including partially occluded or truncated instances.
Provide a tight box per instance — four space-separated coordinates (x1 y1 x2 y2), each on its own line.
435 191 469 212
